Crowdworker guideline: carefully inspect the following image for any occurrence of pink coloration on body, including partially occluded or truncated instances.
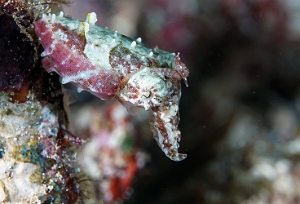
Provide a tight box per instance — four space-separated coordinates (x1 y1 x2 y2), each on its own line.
34 17 121 100
34 12 189 161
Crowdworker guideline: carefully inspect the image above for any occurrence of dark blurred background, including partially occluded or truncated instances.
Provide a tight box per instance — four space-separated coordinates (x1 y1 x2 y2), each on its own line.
65 0 300 203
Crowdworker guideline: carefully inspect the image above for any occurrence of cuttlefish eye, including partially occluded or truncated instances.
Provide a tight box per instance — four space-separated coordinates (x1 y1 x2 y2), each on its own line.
118 68 168 111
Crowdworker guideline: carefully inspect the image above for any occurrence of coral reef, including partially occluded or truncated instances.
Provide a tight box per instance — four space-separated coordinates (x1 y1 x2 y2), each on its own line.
70 102 147 203
0 1 93 203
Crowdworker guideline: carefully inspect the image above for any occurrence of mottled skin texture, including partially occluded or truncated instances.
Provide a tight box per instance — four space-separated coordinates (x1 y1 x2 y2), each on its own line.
34 12 189 161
